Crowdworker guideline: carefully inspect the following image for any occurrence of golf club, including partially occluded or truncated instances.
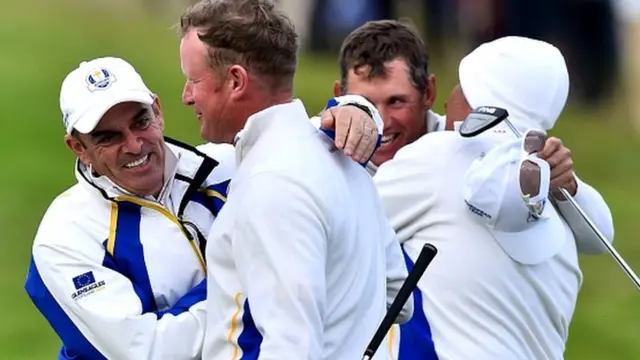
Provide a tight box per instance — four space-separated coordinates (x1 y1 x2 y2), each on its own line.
362 243 438 360
460 106 640 291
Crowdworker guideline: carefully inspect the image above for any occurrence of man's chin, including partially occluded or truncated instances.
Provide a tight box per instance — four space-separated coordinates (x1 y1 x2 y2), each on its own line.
120 175 164 198
200 125 217 143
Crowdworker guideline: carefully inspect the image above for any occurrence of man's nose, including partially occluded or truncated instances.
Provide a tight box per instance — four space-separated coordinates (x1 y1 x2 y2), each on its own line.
378 106 391 127
122 131 143 154
182 81 194 106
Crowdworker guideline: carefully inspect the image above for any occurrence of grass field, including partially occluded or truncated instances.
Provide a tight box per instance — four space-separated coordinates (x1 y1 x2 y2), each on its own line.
1 1 639 359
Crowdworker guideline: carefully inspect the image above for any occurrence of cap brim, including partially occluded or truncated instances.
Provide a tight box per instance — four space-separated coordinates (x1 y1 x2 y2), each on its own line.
491 203 568 265
463 136 568 265
72 90 154 134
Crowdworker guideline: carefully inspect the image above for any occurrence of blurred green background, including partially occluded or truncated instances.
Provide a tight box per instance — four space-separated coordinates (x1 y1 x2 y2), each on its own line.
2 0 639 359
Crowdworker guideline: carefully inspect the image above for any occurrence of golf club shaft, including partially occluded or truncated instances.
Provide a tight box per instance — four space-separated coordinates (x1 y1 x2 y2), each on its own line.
362 243 438 360
561 190 640 290
505 119 640 291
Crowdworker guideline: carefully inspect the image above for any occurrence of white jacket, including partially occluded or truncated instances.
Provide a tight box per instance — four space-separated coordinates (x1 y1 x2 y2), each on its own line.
425 110 615 255
202 99 411 360
25 94 387 360
379 131 584 360
25 138 236 360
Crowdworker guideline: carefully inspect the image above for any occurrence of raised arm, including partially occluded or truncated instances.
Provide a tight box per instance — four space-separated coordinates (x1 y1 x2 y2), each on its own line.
537 136 615 254
311 95 384 164
553 175 615 254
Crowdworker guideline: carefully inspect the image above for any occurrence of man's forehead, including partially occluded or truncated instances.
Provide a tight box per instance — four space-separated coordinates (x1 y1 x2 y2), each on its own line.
350 58 410 77
180 30 209 74
346 62 416 97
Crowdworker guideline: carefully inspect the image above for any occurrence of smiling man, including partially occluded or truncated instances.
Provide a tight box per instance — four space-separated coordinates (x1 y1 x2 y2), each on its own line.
24 57 231 360
333 20 439 175
178 1 411 359
24 56 383 360
335 21 615 360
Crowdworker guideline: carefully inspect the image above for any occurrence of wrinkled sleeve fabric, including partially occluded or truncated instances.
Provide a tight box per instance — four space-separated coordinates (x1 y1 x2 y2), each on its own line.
230 172 328 360
554 175 615 255
25 219 206 360
381 219 414 323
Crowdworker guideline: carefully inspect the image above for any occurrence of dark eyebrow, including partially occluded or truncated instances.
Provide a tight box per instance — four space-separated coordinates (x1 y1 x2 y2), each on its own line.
133 108 150 121
90 129 118 140
90 107 150 140
388 94 410 102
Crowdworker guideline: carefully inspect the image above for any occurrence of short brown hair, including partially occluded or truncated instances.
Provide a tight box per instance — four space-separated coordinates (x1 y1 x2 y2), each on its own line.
179 0 299 92
339 20 430 94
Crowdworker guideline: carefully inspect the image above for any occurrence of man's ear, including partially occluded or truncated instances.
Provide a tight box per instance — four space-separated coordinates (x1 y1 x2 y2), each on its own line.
65 134 90 165
152 96 165 130
153 94 163 112
424 74 437 109
228 65 249 101
333 80 343 97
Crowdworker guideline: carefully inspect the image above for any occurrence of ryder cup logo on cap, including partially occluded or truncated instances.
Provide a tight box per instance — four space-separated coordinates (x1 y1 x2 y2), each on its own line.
525 196 546 222
462 136 567 265
59 57 154 134
85 68 116 91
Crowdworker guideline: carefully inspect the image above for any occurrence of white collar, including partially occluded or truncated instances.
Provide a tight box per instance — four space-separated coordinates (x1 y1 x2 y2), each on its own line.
426 110 447 132
234 99 308 164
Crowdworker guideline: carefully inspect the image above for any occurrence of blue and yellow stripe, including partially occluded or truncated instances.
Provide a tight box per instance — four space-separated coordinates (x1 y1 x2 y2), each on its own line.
227 292 263 360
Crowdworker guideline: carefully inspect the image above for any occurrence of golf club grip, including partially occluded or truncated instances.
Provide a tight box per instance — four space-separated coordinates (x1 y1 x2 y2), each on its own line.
362 243 438 359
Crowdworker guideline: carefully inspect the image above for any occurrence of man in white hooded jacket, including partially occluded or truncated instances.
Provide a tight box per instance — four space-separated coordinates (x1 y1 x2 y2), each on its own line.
375 36 611 359
324 21 613 358
329 20 614 256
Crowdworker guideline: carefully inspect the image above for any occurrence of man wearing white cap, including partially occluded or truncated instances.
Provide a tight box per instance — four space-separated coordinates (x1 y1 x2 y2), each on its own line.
333 19 614 256
376 36 615 359
24 56 382 359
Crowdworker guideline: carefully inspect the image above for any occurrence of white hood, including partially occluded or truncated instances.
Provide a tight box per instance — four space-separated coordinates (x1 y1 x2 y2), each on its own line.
458 36 570 133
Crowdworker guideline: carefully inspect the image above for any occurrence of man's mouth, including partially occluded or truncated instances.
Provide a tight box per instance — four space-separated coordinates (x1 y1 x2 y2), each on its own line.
381 133 398 146
124 154 150 169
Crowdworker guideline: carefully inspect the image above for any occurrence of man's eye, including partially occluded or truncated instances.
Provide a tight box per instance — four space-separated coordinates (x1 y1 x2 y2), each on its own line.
136 118 152 128
97 135 114 144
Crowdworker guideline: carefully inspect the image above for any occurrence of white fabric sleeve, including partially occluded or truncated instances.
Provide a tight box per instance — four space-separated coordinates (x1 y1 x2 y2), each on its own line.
309 115 321 129
382 222 414 323
230 172 327 360
196 142 237 174
426 110 447 133
554 175 615 255
29 224 206 360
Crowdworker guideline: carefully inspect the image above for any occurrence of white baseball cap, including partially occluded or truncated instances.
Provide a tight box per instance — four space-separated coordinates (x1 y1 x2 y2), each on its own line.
59 57 154 134
463 133 567 265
